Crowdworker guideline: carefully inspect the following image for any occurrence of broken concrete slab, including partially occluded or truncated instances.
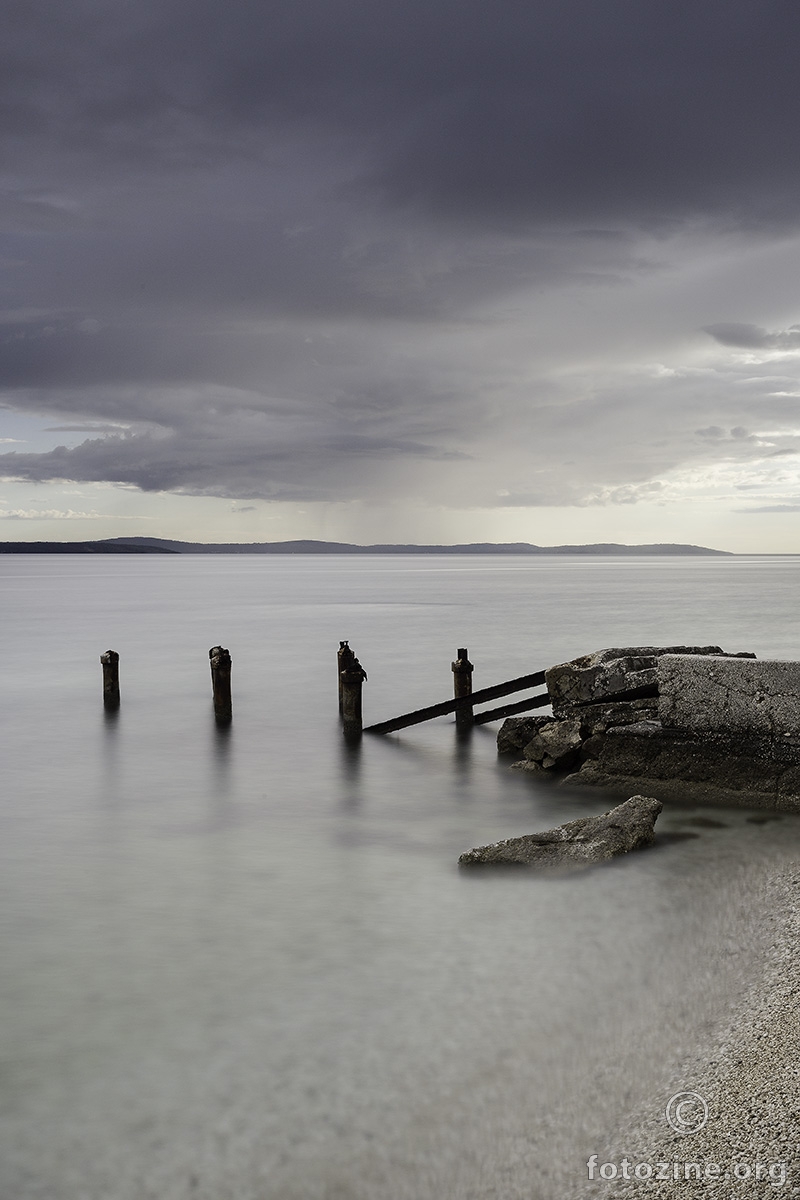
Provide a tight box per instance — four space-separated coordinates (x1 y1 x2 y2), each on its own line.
497 644 800 812
563 696 658 736
659 654 800 737
545 645 754 716
458 794 662 867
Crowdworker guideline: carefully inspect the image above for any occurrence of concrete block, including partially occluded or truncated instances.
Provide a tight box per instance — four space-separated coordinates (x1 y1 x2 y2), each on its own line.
659 655 800 736
545 644 749 715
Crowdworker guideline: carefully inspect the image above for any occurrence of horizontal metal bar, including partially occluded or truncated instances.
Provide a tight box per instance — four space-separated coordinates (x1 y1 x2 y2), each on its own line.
473 691 551 724
364 669 547 735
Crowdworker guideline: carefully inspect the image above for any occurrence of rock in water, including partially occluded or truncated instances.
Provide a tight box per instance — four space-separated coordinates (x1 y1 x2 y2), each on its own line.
458 795 662 867
497 714 554 755
523 717 584 769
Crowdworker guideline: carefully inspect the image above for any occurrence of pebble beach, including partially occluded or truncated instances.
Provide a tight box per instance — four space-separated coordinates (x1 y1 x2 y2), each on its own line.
577 862 800 1198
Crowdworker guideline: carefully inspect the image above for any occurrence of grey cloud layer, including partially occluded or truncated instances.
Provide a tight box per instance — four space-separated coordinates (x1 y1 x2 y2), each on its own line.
2 0 800 508
7 0 800 226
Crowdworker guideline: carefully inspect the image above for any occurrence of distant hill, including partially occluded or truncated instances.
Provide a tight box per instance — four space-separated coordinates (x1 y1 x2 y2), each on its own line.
0 540 177 554
0 537 732 555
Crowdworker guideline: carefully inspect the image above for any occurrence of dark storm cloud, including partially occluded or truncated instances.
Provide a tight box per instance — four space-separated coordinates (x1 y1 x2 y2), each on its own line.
6 0 800 227
4 0 800 508
0 424 468 500
705 323 800 350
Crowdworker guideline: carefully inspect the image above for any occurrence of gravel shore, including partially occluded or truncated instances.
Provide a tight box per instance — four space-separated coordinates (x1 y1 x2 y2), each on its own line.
576 864 800 1198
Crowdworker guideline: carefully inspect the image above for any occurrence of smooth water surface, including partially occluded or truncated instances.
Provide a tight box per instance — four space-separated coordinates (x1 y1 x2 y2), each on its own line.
2 555 800 1199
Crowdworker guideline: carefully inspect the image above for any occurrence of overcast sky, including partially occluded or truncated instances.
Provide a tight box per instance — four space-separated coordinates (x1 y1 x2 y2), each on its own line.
3 0 800 548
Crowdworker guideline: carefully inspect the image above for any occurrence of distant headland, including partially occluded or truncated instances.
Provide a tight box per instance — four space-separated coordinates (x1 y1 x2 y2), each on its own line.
0 537 732 555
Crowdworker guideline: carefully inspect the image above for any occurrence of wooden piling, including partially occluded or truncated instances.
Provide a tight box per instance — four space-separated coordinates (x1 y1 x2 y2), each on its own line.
451 647 474 730
340 652 367 739
100 649 120 709
209 646 232 723
338 641 357 714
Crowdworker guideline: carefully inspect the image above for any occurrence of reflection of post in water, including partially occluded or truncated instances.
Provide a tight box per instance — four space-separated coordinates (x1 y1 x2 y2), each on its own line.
103 704 120 730
452 719 475 782
100 672 122 813
213 716 233 758
101 696 120 777
339 734 363 809
211 716 233 792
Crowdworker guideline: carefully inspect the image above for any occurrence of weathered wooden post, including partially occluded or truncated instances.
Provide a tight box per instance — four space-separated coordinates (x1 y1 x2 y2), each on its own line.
209 646 232 723
340 651 367 740
452 647 474 730
338 641 357 713
100 649 120 709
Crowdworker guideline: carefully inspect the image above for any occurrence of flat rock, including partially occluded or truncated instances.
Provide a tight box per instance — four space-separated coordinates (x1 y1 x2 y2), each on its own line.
458 794 662 867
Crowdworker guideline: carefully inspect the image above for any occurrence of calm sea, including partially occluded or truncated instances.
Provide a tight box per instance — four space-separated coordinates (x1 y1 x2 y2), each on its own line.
3 554 800 1200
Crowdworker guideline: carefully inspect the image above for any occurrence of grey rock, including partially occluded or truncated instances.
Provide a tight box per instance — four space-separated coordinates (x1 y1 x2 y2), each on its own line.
504 699 658 764
659 654 800 737
523 717 583 769
458 795 662 867
545 645 752 716
564 719 800 812
497 714 554 755
496 708 641 767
